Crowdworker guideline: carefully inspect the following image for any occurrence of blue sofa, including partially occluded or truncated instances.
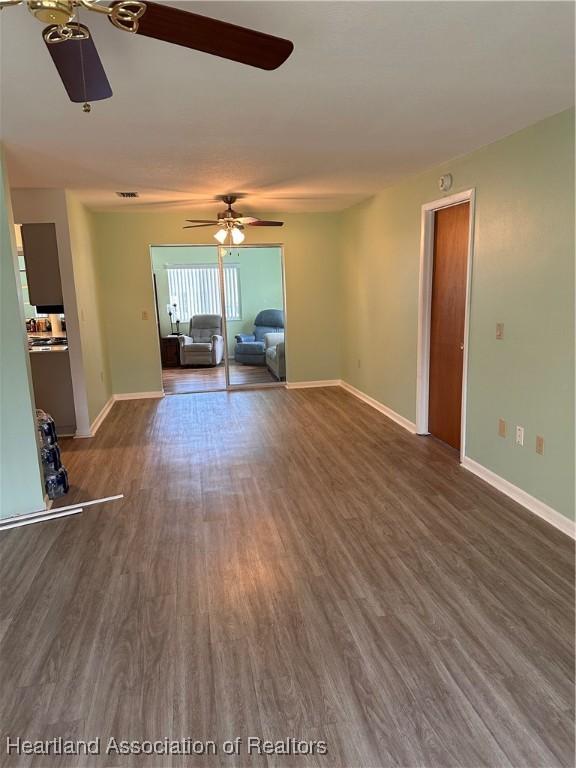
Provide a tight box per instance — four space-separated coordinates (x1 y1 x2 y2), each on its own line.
235 309 284 366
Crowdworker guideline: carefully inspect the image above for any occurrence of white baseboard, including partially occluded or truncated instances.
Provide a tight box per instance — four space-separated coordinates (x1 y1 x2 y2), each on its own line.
91 395 115 435
340 381 417 434
113 391 165 401
74 395 115 438
286 380 342 389
461 456 575 539
75 392 163 437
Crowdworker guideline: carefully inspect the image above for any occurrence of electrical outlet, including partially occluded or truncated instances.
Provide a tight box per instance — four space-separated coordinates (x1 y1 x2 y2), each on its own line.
536 435 544 455
498 419 507 438
515 425 524 446
496 323 504 340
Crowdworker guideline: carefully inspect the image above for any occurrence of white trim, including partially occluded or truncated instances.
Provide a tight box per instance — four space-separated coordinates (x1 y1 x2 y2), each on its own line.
340 381 417 433
87 395 114 436
0 507 83 531
286 380 342 389
113 391 164 401
0 492 124 532
461 457 575 539
49 494 124 514
416 188 476 461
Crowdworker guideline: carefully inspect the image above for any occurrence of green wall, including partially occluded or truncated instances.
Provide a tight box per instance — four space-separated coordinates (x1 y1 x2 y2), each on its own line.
0 148 45 518
341 109 574 520
151 245 284 354
93 212 341 393
65 192 112 425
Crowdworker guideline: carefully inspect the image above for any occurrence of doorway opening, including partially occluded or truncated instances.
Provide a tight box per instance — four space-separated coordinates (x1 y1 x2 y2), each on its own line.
416 189 475 459
151 244 287 394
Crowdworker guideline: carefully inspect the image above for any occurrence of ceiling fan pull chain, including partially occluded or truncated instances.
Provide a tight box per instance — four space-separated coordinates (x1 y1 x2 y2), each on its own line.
76 4 90 112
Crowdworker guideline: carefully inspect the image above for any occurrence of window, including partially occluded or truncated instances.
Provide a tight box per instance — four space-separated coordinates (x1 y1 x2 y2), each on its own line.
166 264 241 322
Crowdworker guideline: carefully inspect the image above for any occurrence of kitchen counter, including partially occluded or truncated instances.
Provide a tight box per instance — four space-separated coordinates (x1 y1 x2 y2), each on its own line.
28 333 68 353
28 345 76 435
29 345 69 353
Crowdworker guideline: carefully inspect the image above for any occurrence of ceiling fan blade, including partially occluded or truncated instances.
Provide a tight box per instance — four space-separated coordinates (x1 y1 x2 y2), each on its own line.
183 223 218 228
247 220 284 227
185 219 219 224
121 2 294 70
43 24 112 103
235 217 258 225
0 1 23 8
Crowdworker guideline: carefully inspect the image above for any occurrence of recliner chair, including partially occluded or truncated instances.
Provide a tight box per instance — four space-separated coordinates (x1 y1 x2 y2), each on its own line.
235 309 284 366
179 314 224 366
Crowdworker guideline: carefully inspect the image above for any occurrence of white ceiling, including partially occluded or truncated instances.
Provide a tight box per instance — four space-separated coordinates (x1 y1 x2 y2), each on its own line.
1 1 574 213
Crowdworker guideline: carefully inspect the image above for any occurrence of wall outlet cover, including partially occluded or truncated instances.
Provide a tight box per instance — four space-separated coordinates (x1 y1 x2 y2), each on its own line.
496 322 504 340
498 418 507 438
536 435 544 455
515 425 524 446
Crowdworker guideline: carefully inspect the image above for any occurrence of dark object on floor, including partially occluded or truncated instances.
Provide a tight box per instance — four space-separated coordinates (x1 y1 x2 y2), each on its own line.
44 467 69 500
36 409 69 500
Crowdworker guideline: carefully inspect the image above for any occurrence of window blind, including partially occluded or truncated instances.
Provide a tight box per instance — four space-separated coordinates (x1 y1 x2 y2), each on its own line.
166 264 241 322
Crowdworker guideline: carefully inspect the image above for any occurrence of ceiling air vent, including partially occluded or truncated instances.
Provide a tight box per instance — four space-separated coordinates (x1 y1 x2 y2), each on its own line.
116 191 139 198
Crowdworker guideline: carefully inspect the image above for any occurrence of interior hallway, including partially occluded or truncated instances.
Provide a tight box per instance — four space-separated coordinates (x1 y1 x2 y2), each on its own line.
0 388 573 767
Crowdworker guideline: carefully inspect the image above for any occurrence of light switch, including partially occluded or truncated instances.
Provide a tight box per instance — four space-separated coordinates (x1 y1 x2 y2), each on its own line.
496 323 504 340
515 425 524 446
142 310 149 321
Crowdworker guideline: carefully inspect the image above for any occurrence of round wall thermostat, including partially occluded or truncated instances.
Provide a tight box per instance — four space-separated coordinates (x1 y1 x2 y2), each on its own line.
438 173 453 192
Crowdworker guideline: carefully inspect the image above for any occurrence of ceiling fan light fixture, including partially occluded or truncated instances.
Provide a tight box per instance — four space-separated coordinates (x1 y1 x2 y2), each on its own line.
231 227 245 245
214 227 228 244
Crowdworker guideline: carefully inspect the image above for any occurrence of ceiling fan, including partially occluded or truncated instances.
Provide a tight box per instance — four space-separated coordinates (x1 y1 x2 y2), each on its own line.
0 1 294 110
184 194 283 245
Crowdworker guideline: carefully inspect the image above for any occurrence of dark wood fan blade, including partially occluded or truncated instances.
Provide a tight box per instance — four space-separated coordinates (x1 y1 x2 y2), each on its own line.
247 220 284 227
121 2 293 70
183 223 217 228
185 219 219 224
43 25 112 103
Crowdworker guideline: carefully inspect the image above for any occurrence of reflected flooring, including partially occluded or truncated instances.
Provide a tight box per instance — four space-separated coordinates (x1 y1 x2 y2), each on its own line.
0 387 574 767
162 363 277 394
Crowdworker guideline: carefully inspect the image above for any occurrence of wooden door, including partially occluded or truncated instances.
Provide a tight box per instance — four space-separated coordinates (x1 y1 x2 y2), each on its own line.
428 202 469 450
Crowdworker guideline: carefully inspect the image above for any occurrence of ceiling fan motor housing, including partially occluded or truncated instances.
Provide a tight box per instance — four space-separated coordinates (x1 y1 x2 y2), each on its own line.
218 209 241 221
28 0 75 25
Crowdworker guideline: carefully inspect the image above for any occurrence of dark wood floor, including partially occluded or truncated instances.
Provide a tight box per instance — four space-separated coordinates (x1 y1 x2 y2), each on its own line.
0 388 574 767
162 363 277 394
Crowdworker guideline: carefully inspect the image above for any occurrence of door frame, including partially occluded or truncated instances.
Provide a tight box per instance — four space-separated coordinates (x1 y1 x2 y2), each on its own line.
149 242 287 394
415 188 476 460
